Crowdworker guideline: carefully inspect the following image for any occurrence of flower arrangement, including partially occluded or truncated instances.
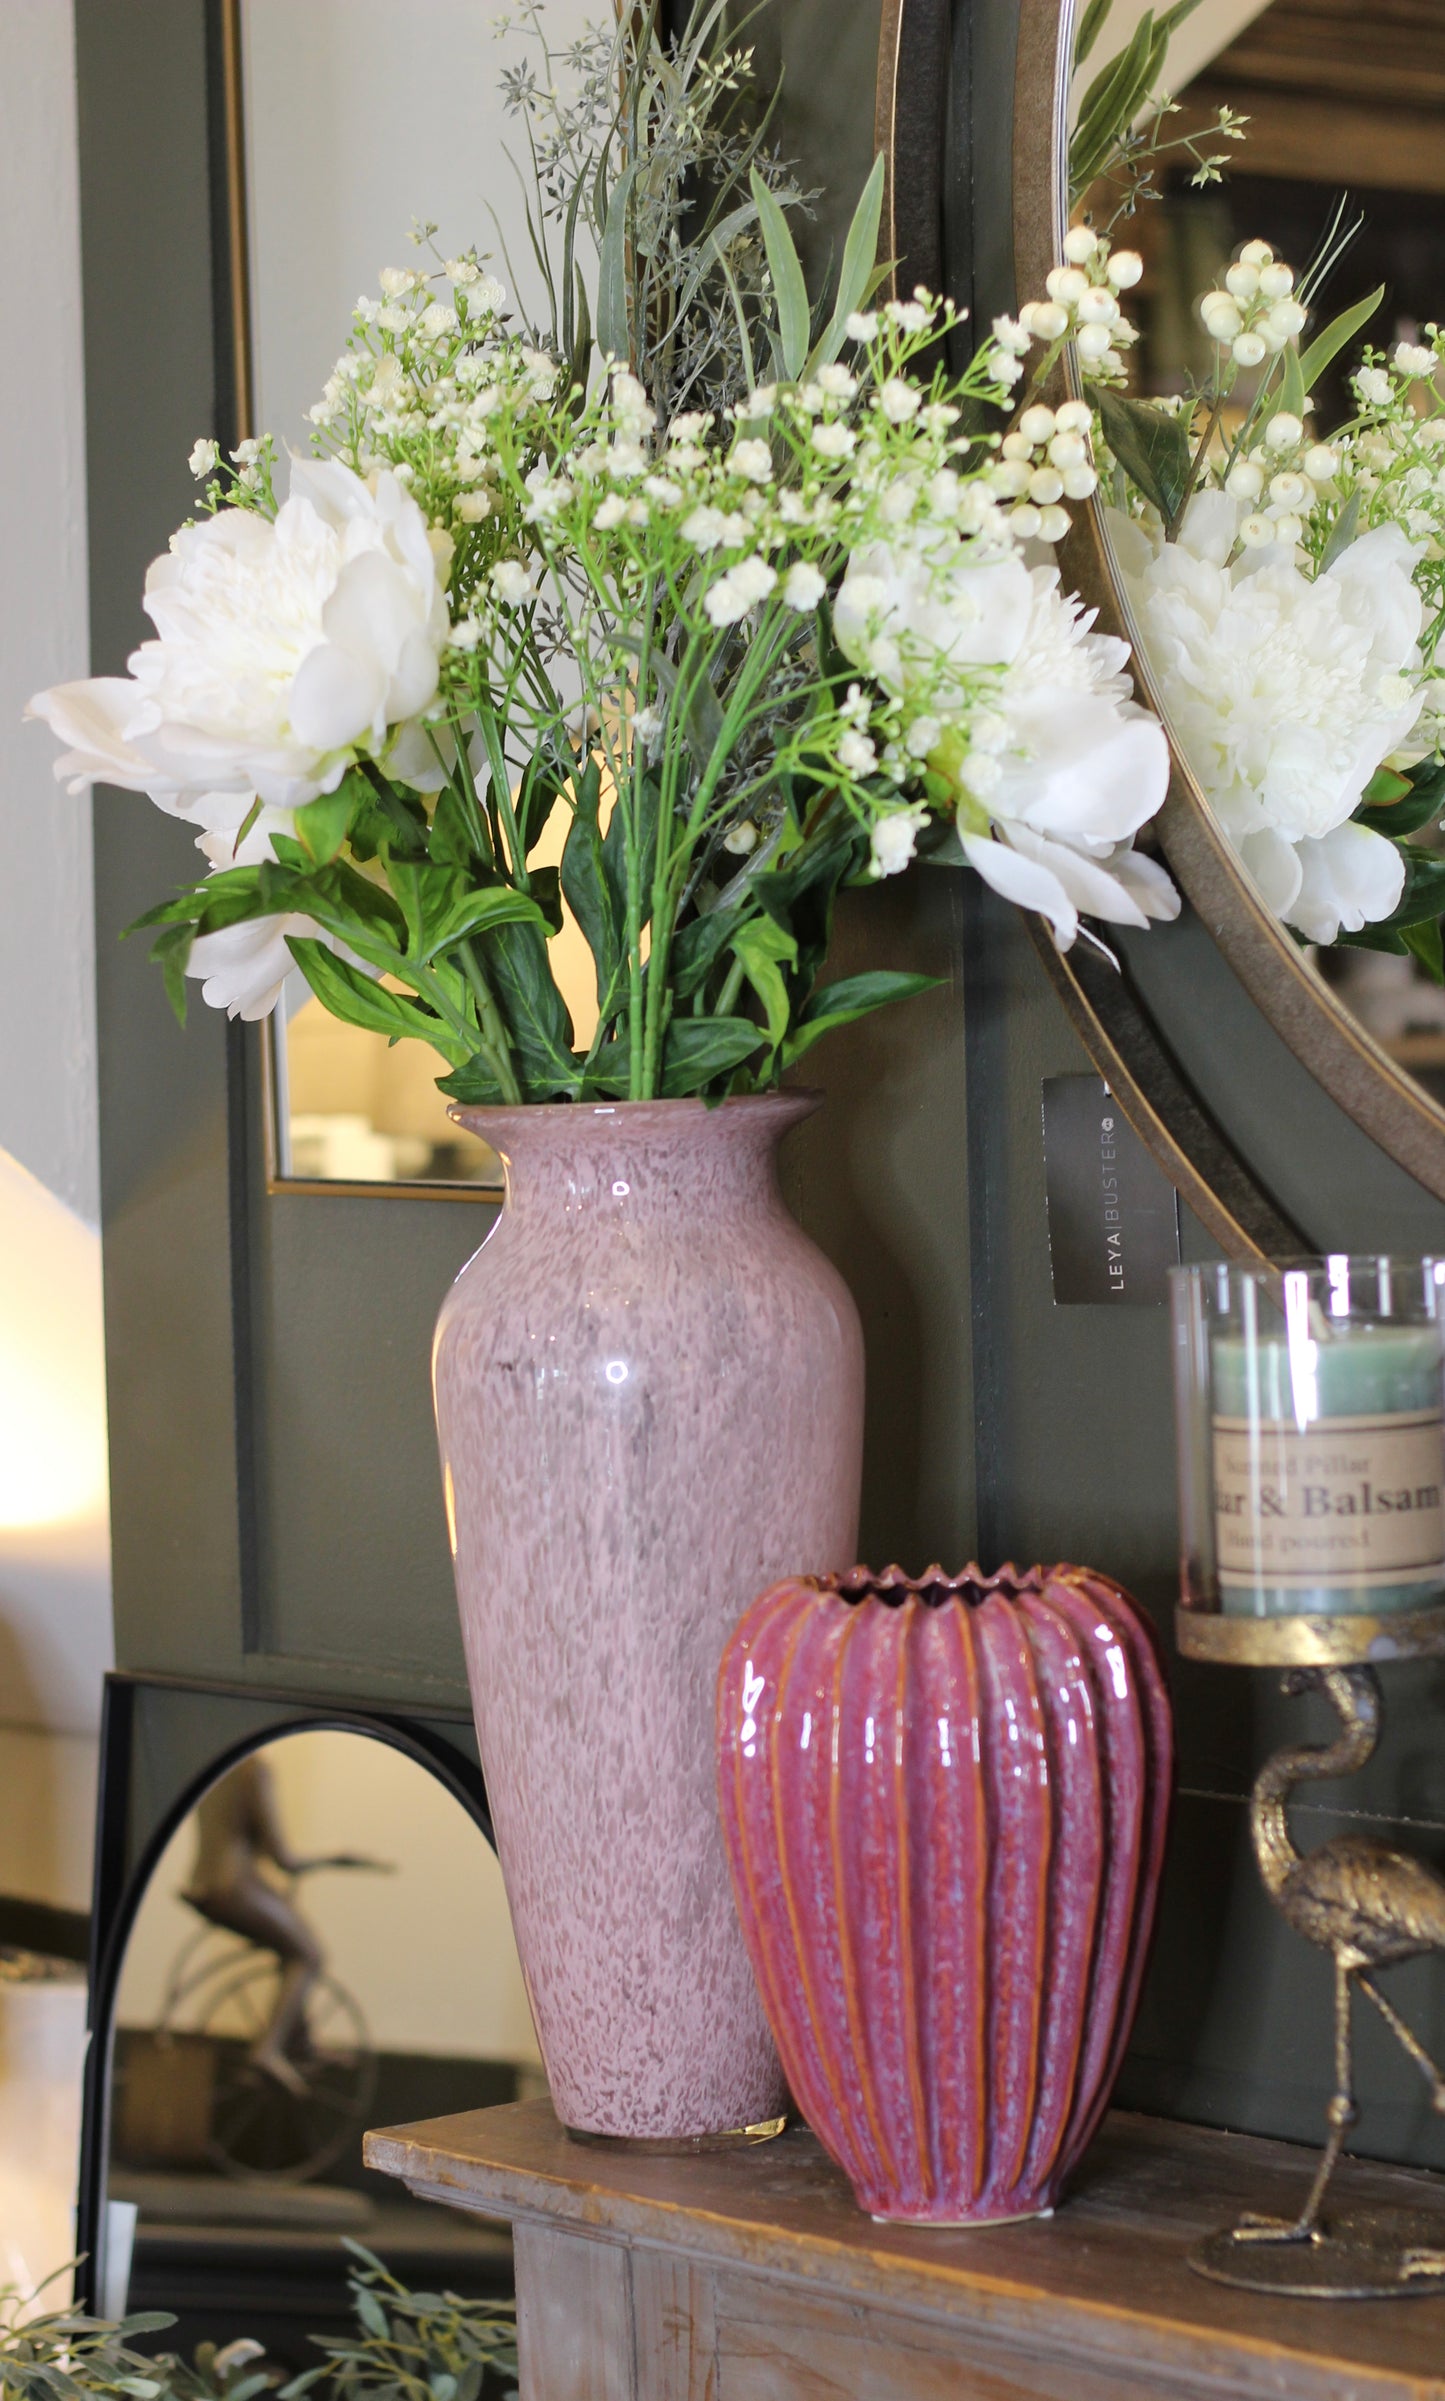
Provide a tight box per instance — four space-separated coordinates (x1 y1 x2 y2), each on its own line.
29 5 1171 1105
1066 0 1445 963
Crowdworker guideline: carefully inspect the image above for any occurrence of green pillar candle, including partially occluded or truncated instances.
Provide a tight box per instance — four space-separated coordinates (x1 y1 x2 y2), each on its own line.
1211 1324 1445 1617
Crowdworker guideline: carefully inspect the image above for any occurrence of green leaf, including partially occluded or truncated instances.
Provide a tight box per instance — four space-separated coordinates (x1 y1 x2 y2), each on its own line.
354 2291 390 2341
598 160 641 364
809 153 886 370
148 921 194 1027
1359 766 1414 810
624 639 725 781
294 776 360 865
561 757 625 1012
1297 285 1386 396
1404 918 1445 981
430 781 484 868
285 939 434 1046
1073 0 1114 68
486 917 577 1093
1070 7 1158 195
1091 382 1194 530
1319 489 1362 572
750 165 811 381
516 733 577 858
673 198 763 327
660 1016 765 1096
1359 756 1445 838
1156 0 1205 36
419 884 550 967
432 1056 509 1105
1335 924 1408 955
728 915 797 1051
781 969 938 1064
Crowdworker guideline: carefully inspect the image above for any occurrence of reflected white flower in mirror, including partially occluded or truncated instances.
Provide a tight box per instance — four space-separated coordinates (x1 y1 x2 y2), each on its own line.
1111 492 1425 944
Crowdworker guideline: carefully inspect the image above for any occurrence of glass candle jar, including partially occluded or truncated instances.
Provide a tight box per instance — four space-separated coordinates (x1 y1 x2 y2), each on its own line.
1171 1258 1445 1626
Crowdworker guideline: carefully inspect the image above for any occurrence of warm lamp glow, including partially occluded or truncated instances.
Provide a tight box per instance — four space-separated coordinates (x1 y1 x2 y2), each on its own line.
0 1149 108 1536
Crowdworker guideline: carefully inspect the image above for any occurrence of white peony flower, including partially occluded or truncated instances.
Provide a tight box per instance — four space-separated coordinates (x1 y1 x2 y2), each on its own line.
186 910 313 1020
28 456 449 822
1114 492 1424 941
836 540 1173 942
185 811 334 1021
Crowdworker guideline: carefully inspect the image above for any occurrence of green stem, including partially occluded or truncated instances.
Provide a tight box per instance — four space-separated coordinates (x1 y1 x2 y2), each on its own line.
459 940 523 1103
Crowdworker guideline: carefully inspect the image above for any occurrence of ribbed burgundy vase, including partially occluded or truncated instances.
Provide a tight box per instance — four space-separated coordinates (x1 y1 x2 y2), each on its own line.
716 1564 1172 2221
433 1093 864 2144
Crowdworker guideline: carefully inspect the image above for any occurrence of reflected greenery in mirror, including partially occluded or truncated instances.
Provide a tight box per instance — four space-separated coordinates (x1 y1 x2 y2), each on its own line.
108 1733 536 2353
0 2241 517 2401
1072 0 1445 998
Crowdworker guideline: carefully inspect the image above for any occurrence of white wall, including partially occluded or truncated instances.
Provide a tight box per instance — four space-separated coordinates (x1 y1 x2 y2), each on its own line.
116 1730 540 2063
243 0 596 452
0 0 111 1916
3 0 95 1227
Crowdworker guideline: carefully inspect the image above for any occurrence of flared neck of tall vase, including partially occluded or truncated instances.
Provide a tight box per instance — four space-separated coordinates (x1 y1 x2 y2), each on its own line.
451 1091 820 1219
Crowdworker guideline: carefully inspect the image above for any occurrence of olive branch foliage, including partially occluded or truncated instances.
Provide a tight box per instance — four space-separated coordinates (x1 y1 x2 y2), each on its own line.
0 2246 517 2401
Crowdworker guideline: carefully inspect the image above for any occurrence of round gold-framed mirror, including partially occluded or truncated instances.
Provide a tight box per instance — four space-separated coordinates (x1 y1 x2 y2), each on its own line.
885 0 1445 1244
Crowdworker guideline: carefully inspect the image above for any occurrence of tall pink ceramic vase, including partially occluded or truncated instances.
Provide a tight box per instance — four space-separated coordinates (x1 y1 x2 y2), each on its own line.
432 1093 864 2143
717 1565 1173 2220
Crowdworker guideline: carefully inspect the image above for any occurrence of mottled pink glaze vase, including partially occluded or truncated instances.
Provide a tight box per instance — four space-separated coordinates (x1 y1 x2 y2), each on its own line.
717 1563 1172 2221
433 1093 864 2143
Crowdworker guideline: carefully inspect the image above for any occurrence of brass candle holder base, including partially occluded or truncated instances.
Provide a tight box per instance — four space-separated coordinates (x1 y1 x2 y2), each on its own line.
1190 2210 1445 2298
1176 1601 1445 1668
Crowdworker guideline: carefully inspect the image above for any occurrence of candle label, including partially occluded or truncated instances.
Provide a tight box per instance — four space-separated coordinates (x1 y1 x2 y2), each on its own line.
1213 1409 1445 1590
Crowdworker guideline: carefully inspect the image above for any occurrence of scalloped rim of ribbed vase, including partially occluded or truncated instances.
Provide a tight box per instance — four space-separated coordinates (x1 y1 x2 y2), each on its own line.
815 1561 1060 1608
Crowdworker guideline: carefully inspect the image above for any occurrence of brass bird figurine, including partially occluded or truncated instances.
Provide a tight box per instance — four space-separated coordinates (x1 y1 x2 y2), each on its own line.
1240 1663 1445 2246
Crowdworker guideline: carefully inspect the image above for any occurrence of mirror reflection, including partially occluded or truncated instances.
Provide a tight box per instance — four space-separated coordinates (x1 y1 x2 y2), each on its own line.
109 1732 541 2355
1069 0 1445 1102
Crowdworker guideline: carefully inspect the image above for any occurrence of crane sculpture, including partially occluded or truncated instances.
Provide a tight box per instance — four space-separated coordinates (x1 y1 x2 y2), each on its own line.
1202 1663 1445 2289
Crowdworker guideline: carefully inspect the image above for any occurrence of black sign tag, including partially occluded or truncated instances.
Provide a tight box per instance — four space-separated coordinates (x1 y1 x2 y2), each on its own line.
1042 1075 1180 1307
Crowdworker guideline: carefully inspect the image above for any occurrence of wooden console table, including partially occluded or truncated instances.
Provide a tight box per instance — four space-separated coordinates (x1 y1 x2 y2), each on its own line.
365 2099 1445 2400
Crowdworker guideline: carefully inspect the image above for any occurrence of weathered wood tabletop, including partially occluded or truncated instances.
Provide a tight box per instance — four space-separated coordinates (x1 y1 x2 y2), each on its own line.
365 2099 1445 2400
